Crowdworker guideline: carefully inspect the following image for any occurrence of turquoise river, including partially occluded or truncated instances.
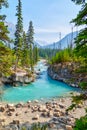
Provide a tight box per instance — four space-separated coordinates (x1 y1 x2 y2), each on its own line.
1 60 79 103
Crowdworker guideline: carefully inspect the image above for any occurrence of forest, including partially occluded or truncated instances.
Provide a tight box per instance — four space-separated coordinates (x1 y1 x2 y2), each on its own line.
0 0 87 130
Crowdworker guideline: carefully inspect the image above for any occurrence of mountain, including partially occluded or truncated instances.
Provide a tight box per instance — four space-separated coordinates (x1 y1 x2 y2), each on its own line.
36 40 51 46
5 22 16 39
43 31 78 49
6 22 78 49
34 41 42 48
6 22 41 47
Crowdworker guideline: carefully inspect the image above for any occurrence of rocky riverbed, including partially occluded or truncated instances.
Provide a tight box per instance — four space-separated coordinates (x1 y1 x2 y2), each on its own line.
0 97 87 130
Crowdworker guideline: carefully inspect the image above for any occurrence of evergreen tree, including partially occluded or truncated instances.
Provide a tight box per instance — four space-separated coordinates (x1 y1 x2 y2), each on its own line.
0 0 9 43
0 42 13 76
0 0 8 9
71 2 87 58
72 0 85 4
22 31 30 67
0 0 13 76
33 45 39 64
14 0 23 69
27 21 34 72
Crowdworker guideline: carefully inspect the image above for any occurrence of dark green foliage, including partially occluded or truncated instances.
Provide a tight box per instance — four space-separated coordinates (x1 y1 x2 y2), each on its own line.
21 123 48 130
66 103 76 111
74 28 87 58
27 21 34 71
21 31 30 67
33 45 39 64
71 3 87 63
0 0 12 76
50 48 72 64
14 2 38 71
0 0 38 76
0 0 9 42
74 115 87 130
0 0 8 9
14 0 23 68
79 82 87 90
71 4 87 26
27 21 34 46
30 123 48 130
0 22 9 42
39 48 59 59
0 42 13 76
67 94 87 111
72 0 86 4
72 94 87 104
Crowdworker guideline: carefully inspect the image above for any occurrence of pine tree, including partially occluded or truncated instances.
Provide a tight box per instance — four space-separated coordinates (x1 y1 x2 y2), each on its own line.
14 0 23 69
0 0 13 76
0 0 9 43
27 21 34 72
22 31 30 67
0 43 13 76
33 45 39 64
72 0 85 4
71 2 87 58
0 0 8 9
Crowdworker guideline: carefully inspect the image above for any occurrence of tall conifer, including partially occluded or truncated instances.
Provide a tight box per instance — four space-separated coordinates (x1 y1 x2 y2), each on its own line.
0 0 9 42
71 1 87 58
27 21 34 72
14 0 23 69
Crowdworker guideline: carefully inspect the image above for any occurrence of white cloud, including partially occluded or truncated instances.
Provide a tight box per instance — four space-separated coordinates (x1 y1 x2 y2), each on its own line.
34 25 74 43
34 25 77 36
34 24 82 43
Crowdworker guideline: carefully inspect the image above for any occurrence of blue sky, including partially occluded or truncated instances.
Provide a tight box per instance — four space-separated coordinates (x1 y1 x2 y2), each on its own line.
2 0 81 43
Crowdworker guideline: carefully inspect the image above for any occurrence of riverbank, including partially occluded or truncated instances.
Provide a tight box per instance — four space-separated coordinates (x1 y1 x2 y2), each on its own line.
0 60 86 130
48 62 87 88
0 96 87 130
0 72 36 87
0 59 47 87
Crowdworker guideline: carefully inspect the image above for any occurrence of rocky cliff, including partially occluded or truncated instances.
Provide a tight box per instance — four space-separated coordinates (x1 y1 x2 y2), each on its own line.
0 69 36 87
48 62 87 88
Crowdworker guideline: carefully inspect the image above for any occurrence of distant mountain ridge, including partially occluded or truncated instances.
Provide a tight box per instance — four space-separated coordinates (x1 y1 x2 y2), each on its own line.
6 22 77 49
5 22 16 38
36 40 51 46
42 31 78 49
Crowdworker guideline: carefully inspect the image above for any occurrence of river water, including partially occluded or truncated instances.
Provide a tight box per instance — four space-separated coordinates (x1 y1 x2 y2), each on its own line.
1 60 79 103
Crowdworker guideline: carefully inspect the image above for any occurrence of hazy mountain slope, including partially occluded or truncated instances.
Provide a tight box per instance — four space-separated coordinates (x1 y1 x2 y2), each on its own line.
6 22 41 47
6 22 77 49
5 22 16 39
43 31 77 49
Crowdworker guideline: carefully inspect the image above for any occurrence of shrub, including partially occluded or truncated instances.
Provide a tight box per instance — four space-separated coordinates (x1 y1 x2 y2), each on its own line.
79 82 87 90
30 123 48 130
51 48 72 64
74 115 87 130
